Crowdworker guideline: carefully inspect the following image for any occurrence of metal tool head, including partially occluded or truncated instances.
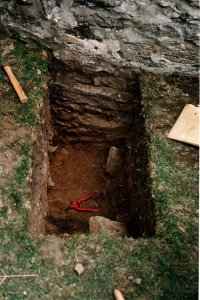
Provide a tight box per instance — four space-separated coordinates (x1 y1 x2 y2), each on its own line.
65 204 72 212
1 58 17 67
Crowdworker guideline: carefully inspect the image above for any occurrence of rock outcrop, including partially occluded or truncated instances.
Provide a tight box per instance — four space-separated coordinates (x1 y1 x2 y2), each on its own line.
1 0 199 76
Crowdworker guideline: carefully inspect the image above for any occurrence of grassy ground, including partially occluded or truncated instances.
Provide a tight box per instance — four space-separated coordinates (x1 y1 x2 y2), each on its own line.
0 39 198 299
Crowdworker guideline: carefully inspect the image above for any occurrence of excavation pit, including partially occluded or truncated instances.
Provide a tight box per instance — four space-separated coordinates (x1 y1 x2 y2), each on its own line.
47 144 114 235
45 59 156 238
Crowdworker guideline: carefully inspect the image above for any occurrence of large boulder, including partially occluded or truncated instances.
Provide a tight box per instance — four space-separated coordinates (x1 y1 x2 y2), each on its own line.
89 216 128 237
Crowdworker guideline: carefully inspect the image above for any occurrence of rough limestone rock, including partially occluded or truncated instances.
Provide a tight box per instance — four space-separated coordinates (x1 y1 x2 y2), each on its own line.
89 216 128 237
106 147 125 176
1 0 199 76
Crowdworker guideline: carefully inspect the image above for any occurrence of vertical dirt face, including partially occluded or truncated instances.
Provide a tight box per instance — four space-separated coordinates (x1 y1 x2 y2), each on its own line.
50 57 138 145
126 111 156 237
46 58 156 237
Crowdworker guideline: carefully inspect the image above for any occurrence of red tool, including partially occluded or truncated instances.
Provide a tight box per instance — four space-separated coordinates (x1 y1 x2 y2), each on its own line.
65 194 100 212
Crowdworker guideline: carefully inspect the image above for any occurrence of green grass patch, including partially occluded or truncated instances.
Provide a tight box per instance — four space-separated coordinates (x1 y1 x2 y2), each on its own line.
1 38 49 216
1 40 48 127
9 141 31 208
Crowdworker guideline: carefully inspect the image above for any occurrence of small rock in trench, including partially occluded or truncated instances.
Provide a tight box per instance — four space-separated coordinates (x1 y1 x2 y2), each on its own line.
106 146 125 176
48 145 58 153
89 216 127 238
47 176 54 187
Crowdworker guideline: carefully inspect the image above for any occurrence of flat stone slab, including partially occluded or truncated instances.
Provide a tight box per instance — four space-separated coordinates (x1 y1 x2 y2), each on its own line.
106 146 125 177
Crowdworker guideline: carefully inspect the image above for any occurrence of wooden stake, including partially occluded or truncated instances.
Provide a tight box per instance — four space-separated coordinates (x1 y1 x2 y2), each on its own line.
114 289 125 300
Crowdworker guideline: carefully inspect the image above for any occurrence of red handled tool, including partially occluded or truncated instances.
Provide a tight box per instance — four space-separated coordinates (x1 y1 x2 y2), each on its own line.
65 193 100 212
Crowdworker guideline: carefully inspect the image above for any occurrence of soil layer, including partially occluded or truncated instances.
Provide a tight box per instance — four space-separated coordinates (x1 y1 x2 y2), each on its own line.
46 144 116 235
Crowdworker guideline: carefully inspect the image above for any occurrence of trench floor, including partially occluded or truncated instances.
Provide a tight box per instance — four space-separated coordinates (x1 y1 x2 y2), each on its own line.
46 144 116 235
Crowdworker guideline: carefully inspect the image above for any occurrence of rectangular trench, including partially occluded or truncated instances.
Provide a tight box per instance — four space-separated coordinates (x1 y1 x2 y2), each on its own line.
44 58 155 238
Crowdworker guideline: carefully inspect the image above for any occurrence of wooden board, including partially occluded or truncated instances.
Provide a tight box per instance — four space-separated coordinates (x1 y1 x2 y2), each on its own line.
167 104 199 147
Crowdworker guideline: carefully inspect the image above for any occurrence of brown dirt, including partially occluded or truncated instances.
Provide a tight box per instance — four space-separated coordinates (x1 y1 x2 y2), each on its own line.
45 74 199 237
46 144 116 235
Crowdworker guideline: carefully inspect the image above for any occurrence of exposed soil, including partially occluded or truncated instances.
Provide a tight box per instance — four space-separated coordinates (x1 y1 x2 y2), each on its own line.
45 73 199 238
46 58 158 238
46 144 116 235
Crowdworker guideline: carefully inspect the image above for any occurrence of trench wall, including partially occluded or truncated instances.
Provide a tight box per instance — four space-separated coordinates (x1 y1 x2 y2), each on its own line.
29 98 50 235
50 58 139 145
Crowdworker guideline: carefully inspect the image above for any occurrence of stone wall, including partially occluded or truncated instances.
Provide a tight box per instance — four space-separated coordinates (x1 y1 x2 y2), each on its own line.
1 0 199 76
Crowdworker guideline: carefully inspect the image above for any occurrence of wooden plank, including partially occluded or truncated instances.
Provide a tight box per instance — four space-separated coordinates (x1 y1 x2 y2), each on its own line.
167 104 199 147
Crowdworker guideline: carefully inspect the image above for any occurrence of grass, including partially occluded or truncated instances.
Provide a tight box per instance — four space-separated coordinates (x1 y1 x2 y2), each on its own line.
140 74 198 298
1 40 48 127
9 141 31 208
148 137 198 298
0 40 198 299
